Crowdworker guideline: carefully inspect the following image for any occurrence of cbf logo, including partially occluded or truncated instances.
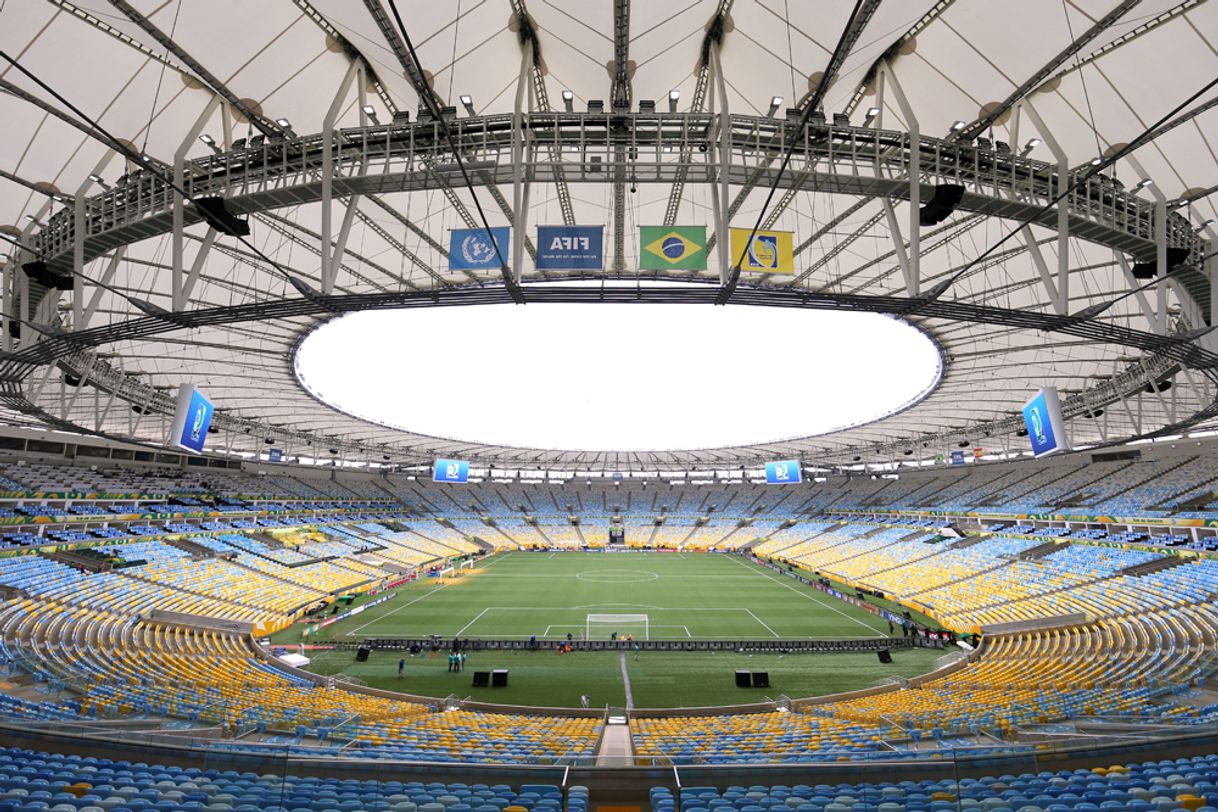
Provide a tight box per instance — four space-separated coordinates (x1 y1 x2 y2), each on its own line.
449 227 510 271
536 226 604 270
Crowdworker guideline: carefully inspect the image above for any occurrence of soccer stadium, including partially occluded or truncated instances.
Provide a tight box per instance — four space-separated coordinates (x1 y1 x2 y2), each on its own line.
3 0 1218 809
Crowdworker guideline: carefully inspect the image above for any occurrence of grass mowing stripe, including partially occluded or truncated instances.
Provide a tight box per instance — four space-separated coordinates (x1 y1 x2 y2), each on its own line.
721 553 885 637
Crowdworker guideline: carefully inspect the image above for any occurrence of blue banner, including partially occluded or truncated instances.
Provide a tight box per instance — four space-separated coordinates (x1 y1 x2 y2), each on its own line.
448 227 510 271
536 225 604 270
950 450 965 465
268 448 283 463
764 460 801 485
433 459 470 483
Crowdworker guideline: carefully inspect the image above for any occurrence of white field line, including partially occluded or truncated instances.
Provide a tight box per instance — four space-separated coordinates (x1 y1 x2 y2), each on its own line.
744 608 780 638
346 581 453 635
721 554 885 637
455 606 491 636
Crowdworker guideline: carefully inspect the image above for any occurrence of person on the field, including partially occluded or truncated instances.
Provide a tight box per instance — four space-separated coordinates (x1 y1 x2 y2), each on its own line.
398 658 405 678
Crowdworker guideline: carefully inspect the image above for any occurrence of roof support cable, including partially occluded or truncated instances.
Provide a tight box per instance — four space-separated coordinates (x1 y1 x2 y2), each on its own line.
382 0 524 303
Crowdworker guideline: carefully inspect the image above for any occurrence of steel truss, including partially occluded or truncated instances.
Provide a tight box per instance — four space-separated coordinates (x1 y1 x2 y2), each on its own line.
0 283 1214 471
30 112 1204 274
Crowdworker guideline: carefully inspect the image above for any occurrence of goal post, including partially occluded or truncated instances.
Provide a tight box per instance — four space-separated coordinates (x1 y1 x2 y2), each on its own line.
585 613 650 641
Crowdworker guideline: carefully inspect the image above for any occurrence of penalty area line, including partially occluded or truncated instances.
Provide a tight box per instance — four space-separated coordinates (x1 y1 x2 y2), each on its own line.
721 554 885 637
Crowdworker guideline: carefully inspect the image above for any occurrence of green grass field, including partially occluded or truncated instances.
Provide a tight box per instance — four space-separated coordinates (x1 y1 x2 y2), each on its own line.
298 647 944 709
273 552 947 708
285 551 897 641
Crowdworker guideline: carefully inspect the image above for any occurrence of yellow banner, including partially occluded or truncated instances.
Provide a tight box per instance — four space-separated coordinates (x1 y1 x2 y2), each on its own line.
728 228 795 274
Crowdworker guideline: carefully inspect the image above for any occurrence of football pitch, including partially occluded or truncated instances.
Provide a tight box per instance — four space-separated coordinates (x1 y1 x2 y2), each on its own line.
280 552 946 708
308 551 894 641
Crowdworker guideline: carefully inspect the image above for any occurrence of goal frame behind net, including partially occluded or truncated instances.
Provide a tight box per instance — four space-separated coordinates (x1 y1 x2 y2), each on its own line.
585 613 650 640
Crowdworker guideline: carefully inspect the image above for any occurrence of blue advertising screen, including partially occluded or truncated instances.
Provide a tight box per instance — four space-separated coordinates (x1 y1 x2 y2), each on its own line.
950 450 965 465
433 458 470 483
176 388 214 454
536 225 604 270
1023 389 1064 457
268 448 283 463
764 460 802 484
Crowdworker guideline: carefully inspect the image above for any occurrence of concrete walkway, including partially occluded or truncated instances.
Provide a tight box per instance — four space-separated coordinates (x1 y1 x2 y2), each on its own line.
596 721 634 766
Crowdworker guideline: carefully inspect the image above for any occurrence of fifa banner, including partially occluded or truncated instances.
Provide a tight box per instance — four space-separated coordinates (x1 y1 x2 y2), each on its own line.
1023 387 1070 458
433 458 470 484
167 384 214 455
536 225 604 270
764 460 802 485
449 227 510 271
639 226 707 270
729 228 795 274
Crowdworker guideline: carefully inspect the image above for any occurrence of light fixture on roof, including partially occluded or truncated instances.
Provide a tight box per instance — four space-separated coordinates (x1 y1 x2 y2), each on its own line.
87 173 109 189
668 88 680 113
361 104 377 122
1089 156 1103 166
767 96 784 117
1136 178 1154 189
950 120 966 131
459 94 475 114
1020 137 1041 156
561 89 574 112
198 133 215 146
1199 218 1216 230
864 106 880 124
0 253 9 262
23 214 40 226
275 117 292 129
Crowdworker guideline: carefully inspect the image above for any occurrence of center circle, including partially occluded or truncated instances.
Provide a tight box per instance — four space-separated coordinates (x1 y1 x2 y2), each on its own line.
294 302 942 451
574 570 660 583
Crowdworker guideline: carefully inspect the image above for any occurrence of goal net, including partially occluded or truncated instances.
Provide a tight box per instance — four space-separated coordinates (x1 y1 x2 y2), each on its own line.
586 613 650 641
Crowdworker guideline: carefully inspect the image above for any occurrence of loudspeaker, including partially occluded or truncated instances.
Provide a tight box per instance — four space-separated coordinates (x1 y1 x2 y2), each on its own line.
492 668 509 687
735 670 751 688
355 646 370 662
472 671 490 687
918 184 966 226
1131 247 1190 279
752 671 769 688
877 649 893 664
193 196 251 237
22 261 74 291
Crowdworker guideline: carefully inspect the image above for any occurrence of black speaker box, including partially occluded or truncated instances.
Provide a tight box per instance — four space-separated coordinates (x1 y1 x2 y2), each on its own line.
492 668 509 687
355 646 370 662
877 648 893 664
752 671 770 688
735 670 751 688
472 671 490 687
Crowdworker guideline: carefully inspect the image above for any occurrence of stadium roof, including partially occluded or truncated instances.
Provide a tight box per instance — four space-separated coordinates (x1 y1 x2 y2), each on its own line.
1 0 1217 472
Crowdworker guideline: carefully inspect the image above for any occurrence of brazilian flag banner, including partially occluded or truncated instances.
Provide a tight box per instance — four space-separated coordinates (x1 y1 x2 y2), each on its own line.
639 226 707 270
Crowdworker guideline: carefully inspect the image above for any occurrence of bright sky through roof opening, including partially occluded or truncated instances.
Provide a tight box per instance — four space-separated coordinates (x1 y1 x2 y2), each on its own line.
295 304 942 451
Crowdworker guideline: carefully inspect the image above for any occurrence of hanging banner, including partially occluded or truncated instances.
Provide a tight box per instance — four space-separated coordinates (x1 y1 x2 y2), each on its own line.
448 227 510 271
728 228 795 274
639 226 707 270
536 225 604 270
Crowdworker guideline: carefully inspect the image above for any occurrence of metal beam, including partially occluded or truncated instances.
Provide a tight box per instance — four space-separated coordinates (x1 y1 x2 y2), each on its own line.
107 0 283 137
956 0 1143 142
797 0 883 113
611 0 632 272
509 0 576 226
